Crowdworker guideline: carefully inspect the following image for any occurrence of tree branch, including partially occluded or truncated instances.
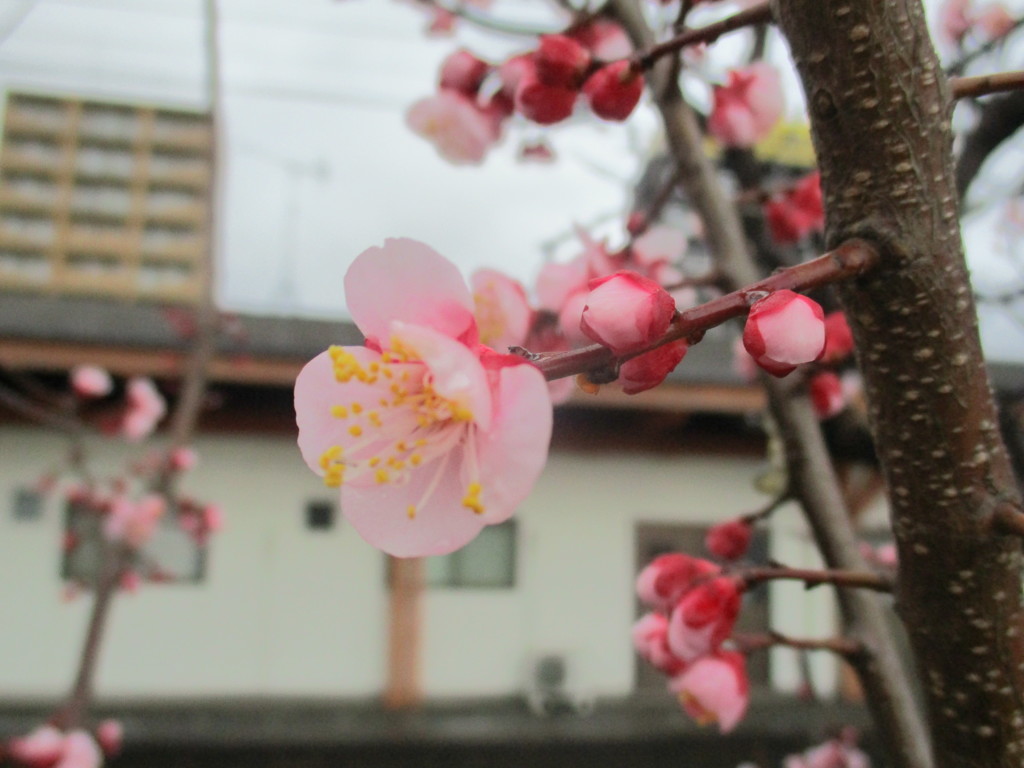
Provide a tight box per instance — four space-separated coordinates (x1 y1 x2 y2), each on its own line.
734 630 863 658
951 70 1024 100
528 240 878 382
740 565 894 593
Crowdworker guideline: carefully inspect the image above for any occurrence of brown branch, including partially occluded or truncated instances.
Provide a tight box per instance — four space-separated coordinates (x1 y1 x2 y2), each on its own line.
734 630 863 658
740 565 894 593
741 492 790 523
946 18 1024 76
529 239 879 382
989 500 1024 537
611 2 934 765
0 380 82 434
632 1 772 71
950 70 1024 100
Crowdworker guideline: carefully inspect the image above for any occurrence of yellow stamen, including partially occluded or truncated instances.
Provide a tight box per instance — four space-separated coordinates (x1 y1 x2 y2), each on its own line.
349 425 363 437
331 405 348 418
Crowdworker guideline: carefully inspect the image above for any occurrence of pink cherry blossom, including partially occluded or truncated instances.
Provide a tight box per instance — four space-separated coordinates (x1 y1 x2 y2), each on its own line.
7 725 65 766
632 613 685 675
103 493 165 549
635 552 719 610
631 225 687 268
764 171 824 245
535 35 591 89
708 62 784 148
295 239 552 557
667 576 742 661
120 377 167 441
471 269 532 352
580 271 677 355
439 49 490 95
53 731 101 768
169 446 198 472
809 371 845 419
939 0 974 44
406 90 500 165
617 339 688 394
536 258 590 313
977 3 1015 39
821 311 854 364
669 651 750 733
743 290 826 377
71 365 113 398
557 290 592 347
515 71 578 125
572 19 633 60
582 61 644 122
95 720 122 757
705 519 753 561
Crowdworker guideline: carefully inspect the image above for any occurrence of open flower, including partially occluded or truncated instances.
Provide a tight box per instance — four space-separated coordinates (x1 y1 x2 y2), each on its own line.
103 493 166 549
295 239 552 557
708 62 784 148
669 651 750 733
406 90 501 165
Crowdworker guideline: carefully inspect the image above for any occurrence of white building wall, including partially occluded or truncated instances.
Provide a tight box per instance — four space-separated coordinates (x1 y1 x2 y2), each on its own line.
0 425 845 701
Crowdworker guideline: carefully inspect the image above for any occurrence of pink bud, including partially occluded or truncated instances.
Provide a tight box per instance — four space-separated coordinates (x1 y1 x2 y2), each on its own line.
571 19 632 60
7 725 65 766
582 61 644 121
708 62 783 148
71 365 113 398
764 172 824 245
120 570 141 593
617 339 688 394
95 720 123 757
203 504 224 533
169 446 198 472
57 730 102 768
632 613 685 676
742 290 826 377
705 519 753 561
635 553 719 609
535 35 591 88
977 3 1014 40
579 271 676 355
626 211 647 236
820 311 854 363
667 576 742 661
439 49 490 95
808 371 845 419
515 71 577 124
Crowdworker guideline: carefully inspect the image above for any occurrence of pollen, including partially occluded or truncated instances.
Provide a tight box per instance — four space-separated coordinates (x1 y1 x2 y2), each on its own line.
351 402 363 414
349 425 363 437
375 469 390 484
407 505 417 519
331 405 348 418
462 482 485 514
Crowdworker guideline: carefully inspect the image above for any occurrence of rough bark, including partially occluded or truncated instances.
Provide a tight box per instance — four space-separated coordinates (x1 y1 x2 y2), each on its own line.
610 3 933 766
774 1 1024 765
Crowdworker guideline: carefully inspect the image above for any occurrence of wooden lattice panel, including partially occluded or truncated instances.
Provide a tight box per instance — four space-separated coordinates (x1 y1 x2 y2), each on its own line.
0 92 211 303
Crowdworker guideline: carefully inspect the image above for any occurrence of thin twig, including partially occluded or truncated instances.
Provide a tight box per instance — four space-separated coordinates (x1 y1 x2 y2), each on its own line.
946 18 1024 76
632 1 773 71
951 70 1024 100
733 630 863 658
740 565 894 593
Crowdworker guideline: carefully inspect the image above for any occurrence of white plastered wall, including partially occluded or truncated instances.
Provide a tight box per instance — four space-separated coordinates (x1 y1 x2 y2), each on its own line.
0 425 847 701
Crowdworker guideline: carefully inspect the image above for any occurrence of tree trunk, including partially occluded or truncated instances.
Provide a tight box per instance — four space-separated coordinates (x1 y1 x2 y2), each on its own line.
774 1 1024 765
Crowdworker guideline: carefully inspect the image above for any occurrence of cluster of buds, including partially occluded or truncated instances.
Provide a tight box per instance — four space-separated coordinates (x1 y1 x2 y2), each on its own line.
4 720 121 768
632 553 750 732
467 222 694 400
70 367 168 442
407 20 641 164
782 728 871 768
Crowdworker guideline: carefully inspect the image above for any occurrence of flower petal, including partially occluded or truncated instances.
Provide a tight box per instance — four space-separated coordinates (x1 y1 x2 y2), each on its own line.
345 239 477 344
473 360 553 524
342 445 487 557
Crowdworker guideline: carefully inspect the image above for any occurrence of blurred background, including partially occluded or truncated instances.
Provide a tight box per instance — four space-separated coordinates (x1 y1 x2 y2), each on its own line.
0 1 1020 766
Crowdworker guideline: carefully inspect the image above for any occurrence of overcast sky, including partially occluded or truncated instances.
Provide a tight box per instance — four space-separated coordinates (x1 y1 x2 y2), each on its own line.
1 0 1023 364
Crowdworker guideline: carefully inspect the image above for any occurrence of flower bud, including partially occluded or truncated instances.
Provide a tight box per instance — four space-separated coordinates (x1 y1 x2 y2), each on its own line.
618 339 688 394
705 519 753 561
582 61 644 121
439 49 490 95
635 552 719 609
515 71 577 124
742 290 825 377
580 271 676 354
809 370 845 419
667 576 742 662
535 35 591 88
820 311 854 363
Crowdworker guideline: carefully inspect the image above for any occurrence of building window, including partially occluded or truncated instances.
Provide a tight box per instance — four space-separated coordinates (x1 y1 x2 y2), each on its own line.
387 522 517 589
62 500 206 586
305 500 335 531
12 488 43 521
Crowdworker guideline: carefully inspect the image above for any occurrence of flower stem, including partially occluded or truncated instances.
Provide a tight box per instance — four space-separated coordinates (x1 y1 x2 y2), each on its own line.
739 565 894 593
950 70 1024 100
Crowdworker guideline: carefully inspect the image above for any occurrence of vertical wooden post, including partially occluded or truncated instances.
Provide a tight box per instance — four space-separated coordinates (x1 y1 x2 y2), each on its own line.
384 556 424 709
